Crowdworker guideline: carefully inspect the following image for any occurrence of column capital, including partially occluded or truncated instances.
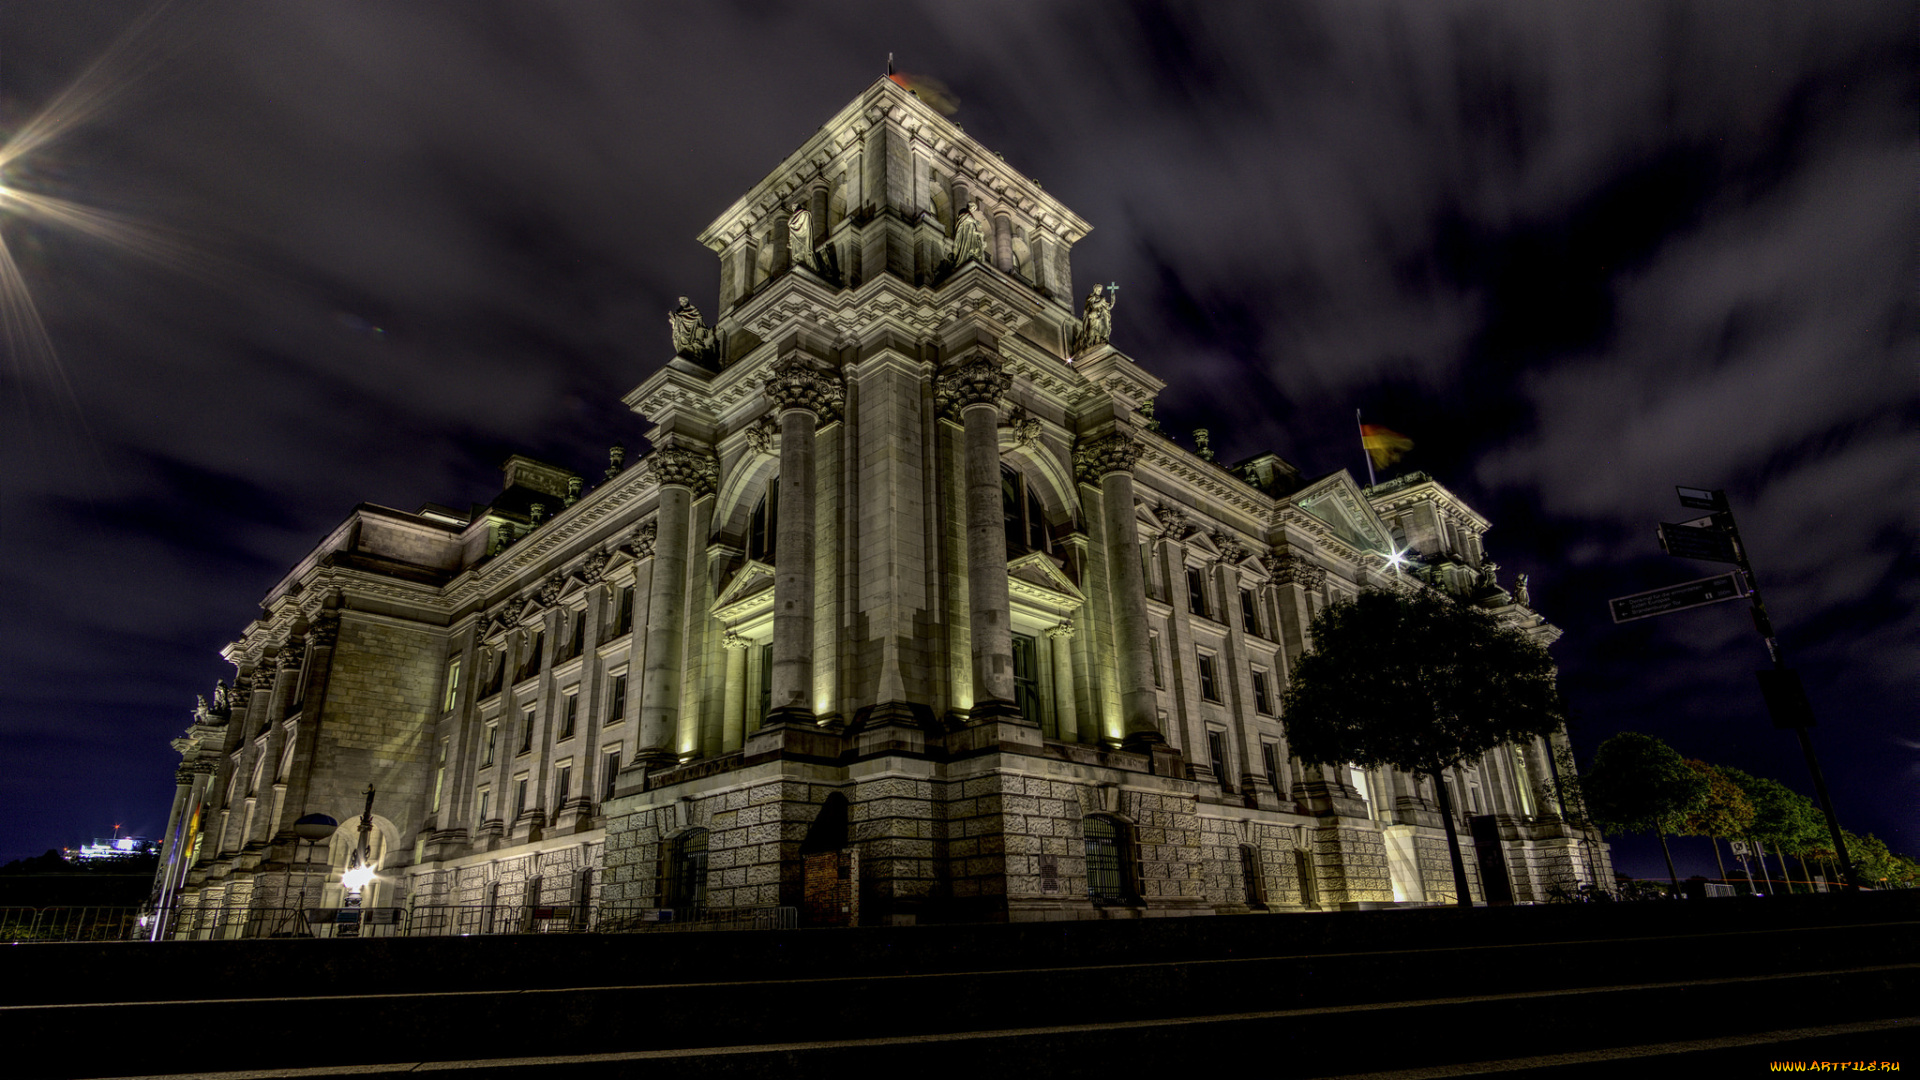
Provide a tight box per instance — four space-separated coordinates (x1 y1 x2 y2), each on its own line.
936 355 1011 416
1045 619 1077 641
722 630 753 651
1074 431 1141 483
1263 550 1326 590
275 638 306 672
645 437 719 497
250 667 278 692
1208 532 1247 569
306 615 339 649
763 357 844 422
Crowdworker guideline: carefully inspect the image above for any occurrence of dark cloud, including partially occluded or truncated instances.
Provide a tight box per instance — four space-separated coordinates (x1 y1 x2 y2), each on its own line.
1 1 1911 879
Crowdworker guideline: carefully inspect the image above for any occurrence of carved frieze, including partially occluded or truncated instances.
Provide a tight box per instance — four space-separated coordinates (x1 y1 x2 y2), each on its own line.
1005 405 1042 448
742 415 777 457
1073 432 1142 483
537 573 565 608
275 637 306 671
1153 502 1195 545
250 668 278 692
1209 532 1247 567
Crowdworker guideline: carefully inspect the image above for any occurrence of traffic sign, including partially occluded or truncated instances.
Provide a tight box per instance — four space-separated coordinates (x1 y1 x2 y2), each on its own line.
1609 572 1749 623
1658 521 1739 564
1676 486 1727 511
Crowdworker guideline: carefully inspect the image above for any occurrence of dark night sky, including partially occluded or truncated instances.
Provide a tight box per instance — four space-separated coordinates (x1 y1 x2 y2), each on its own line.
1 2 1912 881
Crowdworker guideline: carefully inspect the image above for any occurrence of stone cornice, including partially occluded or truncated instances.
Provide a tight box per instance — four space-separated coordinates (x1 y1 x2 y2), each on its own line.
1368 476 1491 532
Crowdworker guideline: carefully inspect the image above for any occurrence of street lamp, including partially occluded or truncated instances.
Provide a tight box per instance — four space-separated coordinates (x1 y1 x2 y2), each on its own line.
338 784 376 938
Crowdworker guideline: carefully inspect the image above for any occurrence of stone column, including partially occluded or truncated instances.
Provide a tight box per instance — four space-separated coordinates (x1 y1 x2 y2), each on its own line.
636 439 715 767
1076 431 1162 748
721 632 750 752
993 213 1014 273
1047 620 1080 743
761 358 841 726
942 356 1019 719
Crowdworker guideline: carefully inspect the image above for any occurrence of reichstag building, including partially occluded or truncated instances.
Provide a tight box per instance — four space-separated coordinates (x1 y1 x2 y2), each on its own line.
153 77 1608 934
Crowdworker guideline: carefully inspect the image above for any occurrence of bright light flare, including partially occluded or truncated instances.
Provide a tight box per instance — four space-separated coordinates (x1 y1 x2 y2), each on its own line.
341 863 377 893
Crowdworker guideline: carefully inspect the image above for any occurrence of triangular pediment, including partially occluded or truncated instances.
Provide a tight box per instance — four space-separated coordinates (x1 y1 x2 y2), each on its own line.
713 559 776 616
1008 551 1084 601
1285 472 1393 554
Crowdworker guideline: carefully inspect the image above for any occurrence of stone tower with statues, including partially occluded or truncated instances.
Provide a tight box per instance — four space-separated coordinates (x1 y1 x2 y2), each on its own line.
153 77 1606 936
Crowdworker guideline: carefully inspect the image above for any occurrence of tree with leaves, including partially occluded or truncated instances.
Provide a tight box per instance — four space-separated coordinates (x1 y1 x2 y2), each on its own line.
1280 587 1568 907
1579 732 1708 893
1678 759 1755 883
1721 768 1817 894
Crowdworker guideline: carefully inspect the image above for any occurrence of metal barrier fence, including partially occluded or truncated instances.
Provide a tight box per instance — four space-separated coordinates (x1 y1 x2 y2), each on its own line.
152 902 798 941
0 906 142 943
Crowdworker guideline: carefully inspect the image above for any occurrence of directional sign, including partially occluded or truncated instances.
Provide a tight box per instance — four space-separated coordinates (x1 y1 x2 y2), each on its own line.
1658 522 1739 564
1676 486 1728 512
1609 572 1749 623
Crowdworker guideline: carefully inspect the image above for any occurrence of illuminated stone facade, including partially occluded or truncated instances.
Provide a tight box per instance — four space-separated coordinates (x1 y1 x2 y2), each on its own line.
154 78 1608 932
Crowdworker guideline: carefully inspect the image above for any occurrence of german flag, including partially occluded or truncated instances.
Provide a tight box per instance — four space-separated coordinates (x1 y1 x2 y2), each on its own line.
1360 424 1414 470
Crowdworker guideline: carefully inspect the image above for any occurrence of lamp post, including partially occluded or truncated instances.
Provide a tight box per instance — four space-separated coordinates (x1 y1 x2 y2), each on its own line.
338 784 376 937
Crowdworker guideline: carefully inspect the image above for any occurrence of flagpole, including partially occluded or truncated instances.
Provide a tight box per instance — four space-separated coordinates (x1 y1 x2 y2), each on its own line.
1356 409 1376 487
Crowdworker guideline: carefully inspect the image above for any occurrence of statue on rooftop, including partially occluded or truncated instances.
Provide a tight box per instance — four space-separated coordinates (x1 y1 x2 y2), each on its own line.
1072 283 1117 354
669 296 716 361
952 201 987 264
1515 573 1531 609
788 203 815 270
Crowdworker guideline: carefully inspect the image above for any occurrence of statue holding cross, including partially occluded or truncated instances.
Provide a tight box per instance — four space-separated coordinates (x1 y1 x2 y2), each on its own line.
1072 282 1118 354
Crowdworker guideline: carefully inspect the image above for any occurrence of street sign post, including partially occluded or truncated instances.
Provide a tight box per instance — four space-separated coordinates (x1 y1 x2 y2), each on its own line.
1658 521 1739 564
1609 573 1749 623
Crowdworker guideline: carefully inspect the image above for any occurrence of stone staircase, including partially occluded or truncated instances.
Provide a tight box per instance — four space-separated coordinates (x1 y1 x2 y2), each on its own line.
8 892 1914 1078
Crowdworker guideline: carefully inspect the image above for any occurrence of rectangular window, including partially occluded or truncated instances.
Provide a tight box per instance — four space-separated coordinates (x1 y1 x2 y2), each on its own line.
554 764 571 807
1207 730 1231 791
1197 652 1221 702
482 723 497 767
514 777 529 819
1140 542 1154 600
442 657 462 712
484 652 505 696
1149 631 1164 688
570 608 587 660
432 739 447 812
602 749 621 801
1262 742 1283 794
561 694 578 739
1186 566 1208 616
1240 588 1260 637
608 674 627 723
1252 669 1273 715
519 707 535 754
1011 634 1042 727
758 643 774 720
477 788 491 823
614 586 634 636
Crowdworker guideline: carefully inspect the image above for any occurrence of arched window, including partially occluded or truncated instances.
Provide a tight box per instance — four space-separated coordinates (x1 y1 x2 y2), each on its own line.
1083 816 1133 903
1002 464 1050 556
746 477 778 563
665 829 709 913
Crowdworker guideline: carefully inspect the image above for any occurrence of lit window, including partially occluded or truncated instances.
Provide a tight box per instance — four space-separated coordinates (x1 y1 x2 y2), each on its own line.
442 657 462 713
